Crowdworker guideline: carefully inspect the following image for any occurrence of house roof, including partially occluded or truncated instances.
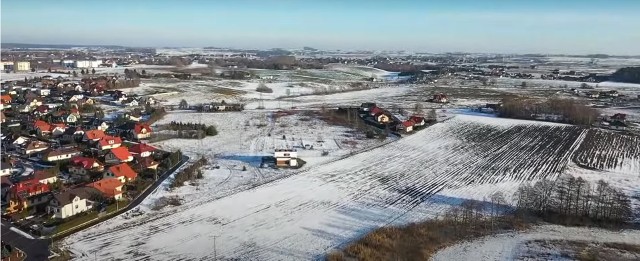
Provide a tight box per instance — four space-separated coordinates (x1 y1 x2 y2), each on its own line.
25 140 49 151
402 120 414 127
50 123 66 130
88 178 123 197
134 123 152 134
10 179 50 199
0 95 11 104
108 163 137 180
109 147 132 161
370 107 383 115
409 116 424 122
34 120 52 132
129 143 156 154
135 156 159 169
71 156 102 170
34 169 58 181
85 129 106 140
51 187 97 206
44 147 80 157
99 135 123 147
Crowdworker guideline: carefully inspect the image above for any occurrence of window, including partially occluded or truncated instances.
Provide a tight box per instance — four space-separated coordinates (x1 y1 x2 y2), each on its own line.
75 205 78 209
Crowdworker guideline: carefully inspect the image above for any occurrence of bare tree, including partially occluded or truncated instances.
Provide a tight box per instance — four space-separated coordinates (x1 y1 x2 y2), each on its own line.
179 99 189 109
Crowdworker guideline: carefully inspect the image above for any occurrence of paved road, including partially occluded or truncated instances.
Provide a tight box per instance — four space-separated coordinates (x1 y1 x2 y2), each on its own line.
1 221 50 261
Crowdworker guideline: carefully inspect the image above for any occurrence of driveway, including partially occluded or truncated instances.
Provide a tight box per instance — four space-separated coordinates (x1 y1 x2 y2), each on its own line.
1 221 50 261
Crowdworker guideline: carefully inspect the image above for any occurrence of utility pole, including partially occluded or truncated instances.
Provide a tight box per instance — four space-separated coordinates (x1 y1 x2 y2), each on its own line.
213 235 218 261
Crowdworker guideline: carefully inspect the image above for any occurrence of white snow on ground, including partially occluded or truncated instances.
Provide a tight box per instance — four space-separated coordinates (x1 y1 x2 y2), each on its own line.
64 115 587 260
431 225 640 261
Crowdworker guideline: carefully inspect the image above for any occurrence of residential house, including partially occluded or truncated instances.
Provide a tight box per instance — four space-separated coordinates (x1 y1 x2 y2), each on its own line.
88 178 124 201
69 157 104 175
95 121 109 132
104 163 137 183
124 112 141 122
105 147 133 164
43 147 81 162
133 123 152 139
0 94 12 105
68 94 84 103
61 127 84 143
134 156 159 170
274 149 298 167
47 187 98 219
374 113 390 123
34 105 50 116
33 169 58 184
37 89 51 96
399 120 414 132
15 61 31 72
587 91 600 98
23 140 49 155
11 136 29 149
50 123 67 137
83 129 106 142
5 179 50 213
122 98 139 107
610 121 628 131
97 136 122 150
33 120 52 135
129 143 155 158
409 116 426 127
611 113 627 122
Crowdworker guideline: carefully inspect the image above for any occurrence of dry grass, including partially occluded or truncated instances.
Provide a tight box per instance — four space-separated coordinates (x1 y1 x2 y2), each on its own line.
334 217 527 261
210 86 246 96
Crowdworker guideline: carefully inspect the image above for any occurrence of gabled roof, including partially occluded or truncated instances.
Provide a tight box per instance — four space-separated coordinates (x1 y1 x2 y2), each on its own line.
85 129 106 140
109 147 132 161
370 107 383 115
44 147 80 157
129 143 155 154
88 178 123 197
25 140 49 151
98 136 123 147
34 169 57 181
134 123 152 134
0 94 12 104
108 163 137 180
402 120 414 127
135 156 159 169
34 120 52 132
71 156 102 170
52 187 97 206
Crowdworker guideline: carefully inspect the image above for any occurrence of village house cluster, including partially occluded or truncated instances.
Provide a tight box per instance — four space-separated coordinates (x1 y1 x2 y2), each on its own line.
0 73 173 235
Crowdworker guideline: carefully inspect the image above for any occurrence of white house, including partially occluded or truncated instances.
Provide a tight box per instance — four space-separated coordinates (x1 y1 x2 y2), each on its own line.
48 188 95 219
38 89 51 96
68 94 84 102
274 149 298 167
43 147 81 162
74 60 101 68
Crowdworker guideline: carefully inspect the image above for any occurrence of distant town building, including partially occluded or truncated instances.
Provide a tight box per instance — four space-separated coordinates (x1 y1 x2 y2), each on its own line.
75 60 101 68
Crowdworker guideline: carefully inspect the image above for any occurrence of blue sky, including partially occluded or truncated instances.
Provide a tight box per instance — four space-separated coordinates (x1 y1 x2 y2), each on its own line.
2 0 639 54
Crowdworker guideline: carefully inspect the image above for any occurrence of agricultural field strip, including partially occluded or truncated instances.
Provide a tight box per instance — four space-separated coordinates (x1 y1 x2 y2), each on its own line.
66 115 589 260
573 129 640 173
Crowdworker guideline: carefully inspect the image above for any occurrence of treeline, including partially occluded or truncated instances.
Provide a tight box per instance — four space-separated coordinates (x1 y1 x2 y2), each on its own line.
167 121 218 136
609 67 640 84
514 176 633 225
498 96 599 125
209 57 324 70
170 157 207 188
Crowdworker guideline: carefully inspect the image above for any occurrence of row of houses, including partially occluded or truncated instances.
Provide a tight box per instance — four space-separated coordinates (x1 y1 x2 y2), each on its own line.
359 103 427 133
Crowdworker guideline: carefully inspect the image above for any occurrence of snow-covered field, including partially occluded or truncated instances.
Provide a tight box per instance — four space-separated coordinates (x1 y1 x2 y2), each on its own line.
65 115 595 260
432 225 640 261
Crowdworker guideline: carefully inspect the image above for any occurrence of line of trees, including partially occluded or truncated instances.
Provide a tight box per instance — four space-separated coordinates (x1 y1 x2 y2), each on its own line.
170 156 207 188
498 96 599 125
167 121 218 136
514 176 633 225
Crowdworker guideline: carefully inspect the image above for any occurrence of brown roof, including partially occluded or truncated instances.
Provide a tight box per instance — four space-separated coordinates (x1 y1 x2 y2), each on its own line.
51 187 98 206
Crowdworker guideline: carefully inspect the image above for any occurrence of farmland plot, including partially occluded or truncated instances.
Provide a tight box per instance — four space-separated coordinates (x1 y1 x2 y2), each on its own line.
65 115 587 260
573 129 640 174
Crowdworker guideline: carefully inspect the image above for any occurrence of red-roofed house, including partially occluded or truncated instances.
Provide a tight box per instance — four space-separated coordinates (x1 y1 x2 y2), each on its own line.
50 123 67 136
88 178 124 200
134 156 159 170
105 147 133 164
0 94 12 105
134 123 152 139
83 129 106 142
69 157 105 175
409 116 426 127
33 120 52 135
97 136 122 150
400 120 414 132
5 179 51 214
369 107 383 116
104 163 137 183
129 143 156 158
43 147 81 162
